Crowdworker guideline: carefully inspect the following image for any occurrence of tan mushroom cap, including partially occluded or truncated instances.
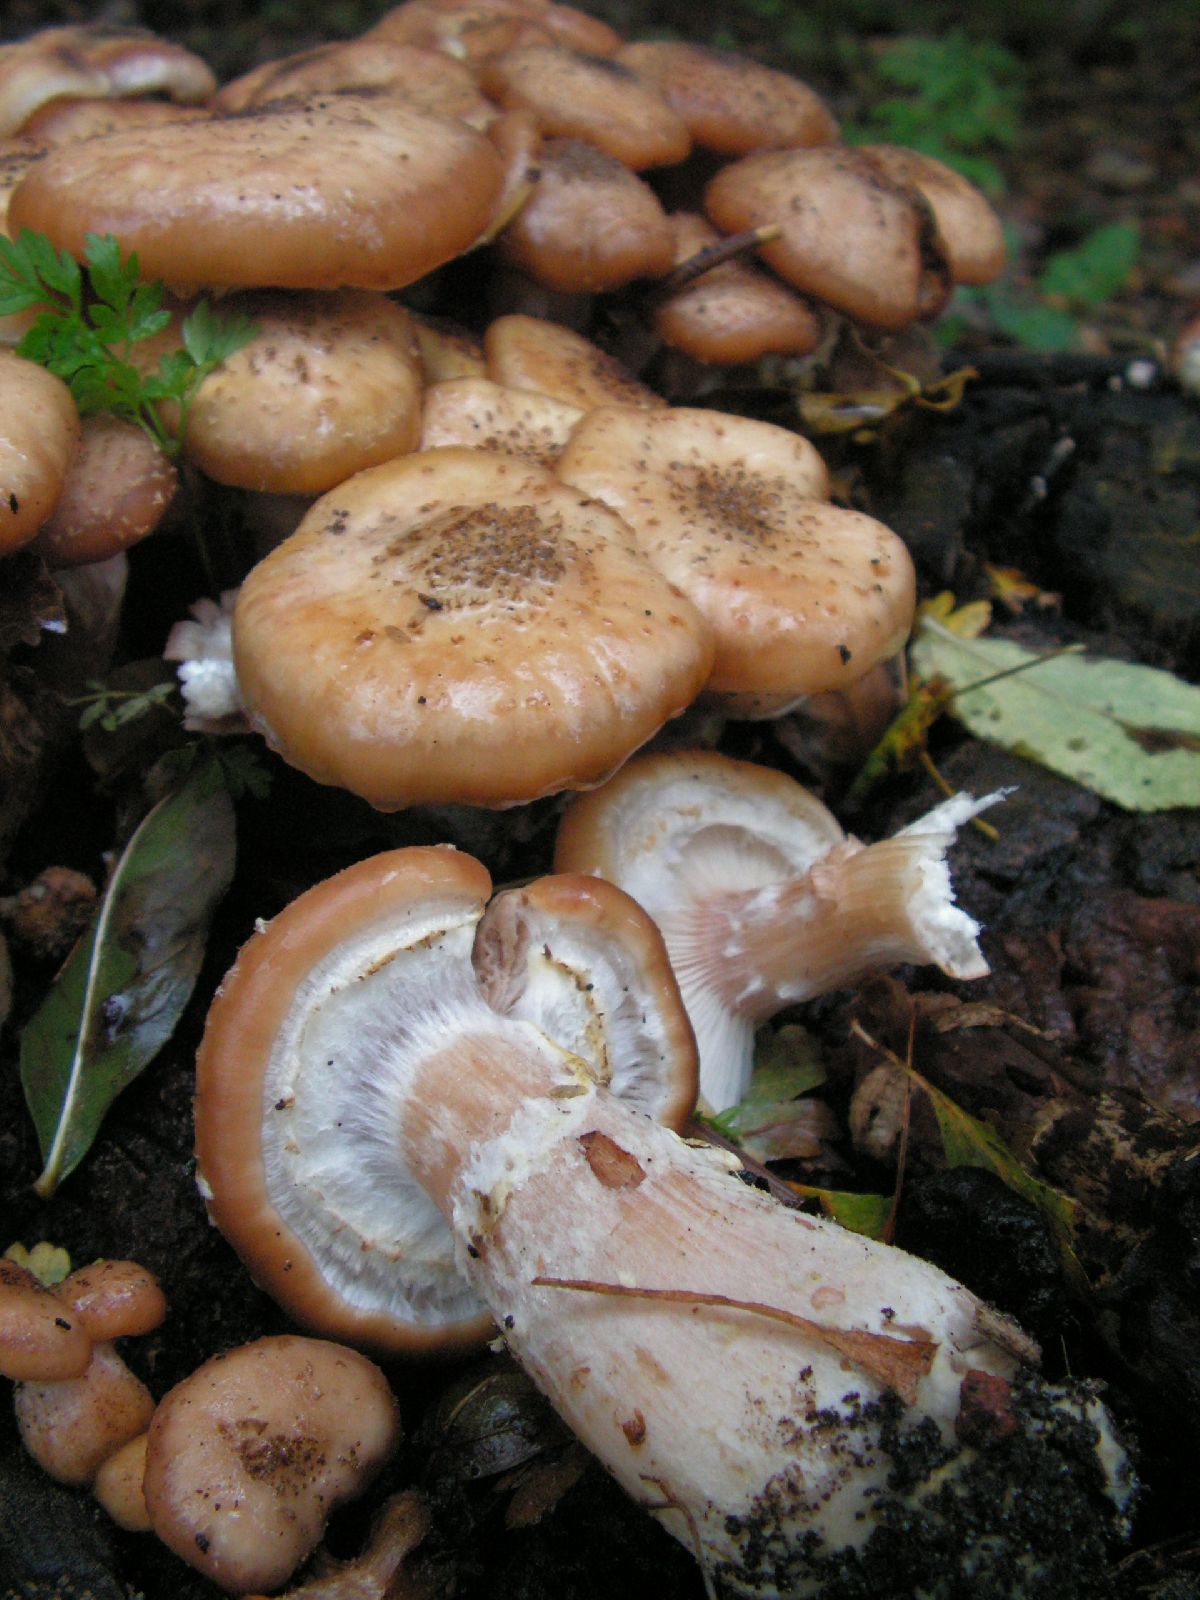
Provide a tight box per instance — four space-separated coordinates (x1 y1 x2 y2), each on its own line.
196 847 499 1357
15 1341 156 1484
705 145 952 330
616 39 838 155
497 135 674 293
653 211 824 365
233 447 713 809
486 312 665 410
0 137 47 344
8 92 504 292
182 289 424 495
0 351 80 556
212 39 496 130
56 1259 167 1341
143 1334 400 1594
557 404 915 698
33 414 177 568
858 143 1006 286
0 23 216 139
420 375 583 465
479 46 691 170
0 1258 91 1381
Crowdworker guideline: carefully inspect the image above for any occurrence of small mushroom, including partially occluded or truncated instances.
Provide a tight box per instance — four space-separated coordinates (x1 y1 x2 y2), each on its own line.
857 144 1006 286
194 846 697 1353
0 1258 91 1382
0 350 80 556
231 447 714 809
366 0 622 64
92 1430 151 1532
56 1258 167 1342
556 402 914 704
479 46 691 171
32 414 178 569
180 289 425 495
615 39 838 155
496 136 674 293
14 1340 156 1485
705 144 953 330
556 747 1000 1111
141 1334 400 1594
196 845 1133 1598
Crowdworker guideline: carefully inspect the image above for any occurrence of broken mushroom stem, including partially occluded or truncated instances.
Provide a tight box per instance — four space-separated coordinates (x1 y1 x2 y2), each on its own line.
198 848 1133 1598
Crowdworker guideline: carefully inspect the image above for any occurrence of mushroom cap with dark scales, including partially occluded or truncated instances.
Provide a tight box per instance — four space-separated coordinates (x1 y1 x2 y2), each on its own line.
232 447 714 809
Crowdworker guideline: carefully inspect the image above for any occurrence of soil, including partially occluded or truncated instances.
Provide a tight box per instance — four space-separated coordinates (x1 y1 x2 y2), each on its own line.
1 3 1199 1599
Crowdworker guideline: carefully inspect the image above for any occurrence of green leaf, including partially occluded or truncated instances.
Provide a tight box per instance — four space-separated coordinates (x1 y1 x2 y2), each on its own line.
785 1185 892 1239
83 232 137 315
1037 221 1140 306
705 1024 827 1160
19 756 237 1196
910 620 1200 811
903 1061 1085 1291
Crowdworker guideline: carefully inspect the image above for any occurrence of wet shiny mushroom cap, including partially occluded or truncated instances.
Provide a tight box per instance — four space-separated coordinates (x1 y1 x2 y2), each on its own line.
497 135 674 293
558 403 913 699
33 414 178 568
857 143 1006 286
0 1258 91 1382
652 210 824 365
616 39 838 154
479 45 691 170
8 92 504 292
142 1334 400 1594
704 144 952 330
0 351 80 556
232 446 714 809
181 289 424 495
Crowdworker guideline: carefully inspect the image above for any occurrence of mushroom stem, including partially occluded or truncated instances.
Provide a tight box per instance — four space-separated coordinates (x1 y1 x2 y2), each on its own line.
383 940 1131 1598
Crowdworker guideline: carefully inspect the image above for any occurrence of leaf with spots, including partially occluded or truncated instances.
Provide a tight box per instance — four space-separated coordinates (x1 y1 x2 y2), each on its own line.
910 619 1200 811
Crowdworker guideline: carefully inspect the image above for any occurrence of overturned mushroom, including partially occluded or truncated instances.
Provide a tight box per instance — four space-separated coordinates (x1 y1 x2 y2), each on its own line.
196 844 1133 1598
231 447 713 808
555 748 1000 1111
195 847 697 1354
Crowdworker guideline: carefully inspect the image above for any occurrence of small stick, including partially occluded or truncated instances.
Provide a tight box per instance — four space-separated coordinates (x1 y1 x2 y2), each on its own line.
653 223 782 297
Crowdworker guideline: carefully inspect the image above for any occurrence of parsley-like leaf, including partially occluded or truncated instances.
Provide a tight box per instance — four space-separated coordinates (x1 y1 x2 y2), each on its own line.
0 228 256 458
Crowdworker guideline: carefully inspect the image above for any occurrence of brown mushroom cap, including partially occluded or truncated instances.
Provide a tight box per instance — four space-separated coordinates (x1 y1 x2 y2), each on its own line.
497 135 674 293
232 446 713 809
558 403 913 699
0 351 80 556
616 39 838 154
420 375 583 464
8 93 504 292
142 1334 400 1594
485 312 665 409
17 96 209 145
857 143 1006 286
0 1258 91 1381
704 145 952 330
15 1341 156 1484
368 0 623 62
32 414 178 568
411 312 488 383
479 46 691 170
212 39 496 129
182 289 424 495
0 23 216 139
56 1259 167 1341
652 211 824 365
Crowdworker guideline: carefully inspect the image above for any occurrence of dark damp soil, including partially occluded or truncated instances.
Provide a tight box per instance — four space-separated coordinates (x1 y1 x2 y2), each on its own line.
1 2 1199 1598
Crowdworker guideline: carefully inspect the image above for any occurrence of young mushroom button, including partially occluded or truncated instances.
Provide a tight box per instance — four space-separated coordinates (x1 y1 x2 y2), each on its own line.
231 448 714 809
